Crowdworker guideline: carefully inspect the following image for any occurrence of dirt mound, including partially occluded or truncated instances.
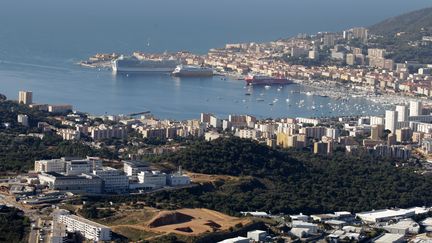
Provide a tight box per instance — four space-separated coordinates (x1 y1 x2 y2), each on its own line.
148 211 194 228
175 227 193 233
204 220 221 229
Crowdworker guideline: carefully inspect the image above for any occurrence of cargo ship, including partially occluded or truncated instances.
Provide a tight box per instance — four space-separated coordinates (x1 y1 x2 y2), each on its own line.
172 65 214 77
245 75 293 85
111 55 179 73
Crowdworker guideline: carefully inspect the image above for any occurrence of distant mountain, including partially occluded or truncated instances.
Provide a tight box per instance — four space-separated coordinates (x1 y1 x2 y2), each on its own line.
370 7 432 36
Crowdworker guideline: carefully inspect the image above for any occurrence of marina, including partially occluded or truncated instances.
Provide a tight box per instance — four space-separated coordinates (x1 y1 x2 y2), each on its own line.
0 60 388 120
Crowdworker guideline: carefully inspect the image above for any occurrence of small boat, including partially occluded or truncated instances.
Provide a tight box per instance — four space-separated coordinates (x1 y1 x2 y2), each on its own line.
245 92 251 96
264 85 271 89
256 98 264 102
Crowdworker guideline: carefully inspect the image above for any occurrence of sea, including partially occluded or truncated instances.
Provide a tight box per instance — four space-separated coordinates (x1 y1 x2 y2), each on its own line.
0 0 431 120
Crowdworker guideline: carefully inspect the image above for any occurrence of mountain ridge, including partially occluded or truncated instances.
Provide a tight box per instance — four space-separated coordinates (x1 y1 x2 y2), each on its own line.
369 6 432 36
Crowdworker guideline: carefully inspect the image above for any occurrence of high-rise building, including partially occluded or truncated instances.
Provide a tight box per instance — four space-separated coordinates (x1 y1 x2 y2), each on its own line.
323 34 336 47
346 54 355 65
18 91 32 105
395 105 409 122
385 110 398 134
396 127 412 143
371 124 384 140
200 113 212 123
368 48 385 58
209 115 222 128
351 27 368 43
409 101 423 117
313 142 328 155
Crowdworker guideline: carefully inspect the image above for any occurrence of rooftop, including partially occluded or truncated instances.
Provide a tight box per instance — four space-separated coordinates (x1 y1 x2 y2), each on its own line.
62 214 110 229
374 233 404 243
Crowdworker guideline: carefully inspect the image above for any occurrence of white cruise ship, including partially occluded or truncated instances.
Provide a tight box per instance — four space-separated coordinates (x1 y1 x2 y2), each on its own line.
111 55 179 73
172 65 214 77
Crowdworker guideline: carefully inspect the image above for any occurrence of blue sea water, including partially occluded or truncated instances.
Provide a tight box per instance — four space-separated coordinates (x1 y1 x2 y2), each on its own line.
0 0 431 119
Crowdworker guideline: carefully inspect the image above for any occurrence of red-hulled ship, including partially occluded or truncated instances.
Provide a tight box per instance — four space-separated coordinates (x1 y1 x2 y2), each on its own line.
245 75 293 85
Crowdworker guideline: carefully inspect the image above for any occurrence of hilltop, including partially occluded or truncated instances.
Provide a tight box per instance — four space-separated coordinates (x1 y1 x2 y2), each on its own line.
370 7 432 36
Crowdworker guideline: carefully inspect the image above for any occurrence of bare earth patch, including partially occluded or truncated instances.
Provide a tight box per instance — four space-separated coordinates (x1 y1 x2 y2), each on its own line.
185 172 240 183
106 207 250 238
146 208 250 236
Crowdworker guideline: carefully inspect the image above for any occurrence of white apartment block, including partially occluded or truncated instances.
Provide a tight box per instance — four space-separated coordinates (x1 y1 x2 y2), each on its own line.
409 101 423 117
57 128 81 140
236 129 261 140
370 116 385 125
296 117 321 126
89 124 127 140
48 104 73 113
209 115 222 128
385 110 398 134
58 214 111 241
17 114 29 127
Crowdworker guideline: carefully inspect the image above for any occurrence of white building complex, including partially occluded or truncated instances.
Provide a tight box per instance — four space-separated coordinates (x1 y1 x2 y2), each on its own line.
38 172 103 194
35 157 102 174
138 171 167 187
356 207 429 223
93 167 129 193
123 160 150 177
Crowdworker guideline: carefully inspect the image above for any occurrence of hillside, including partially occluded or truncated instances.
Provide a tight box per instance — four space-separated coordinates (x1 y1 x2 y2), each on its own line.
109 137 432 216
370 7 432 36
0 206 30 242
367 7 432 63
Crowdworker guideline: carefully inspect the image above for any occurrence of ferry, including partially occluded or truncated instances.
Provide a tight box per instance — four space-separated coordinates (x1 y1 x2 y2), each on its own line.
172 65 214 77
245 75 293 85
111 55 178 73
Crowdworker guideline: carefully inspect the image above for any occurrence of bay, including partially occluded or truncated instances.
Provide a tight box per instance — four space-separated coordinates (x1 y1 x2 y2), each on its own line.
0 0 430 119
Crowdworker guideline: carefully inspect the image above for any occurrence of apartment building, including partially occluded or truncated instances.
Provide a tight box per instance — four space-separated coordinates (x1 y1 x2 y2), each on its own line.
57 214 111 241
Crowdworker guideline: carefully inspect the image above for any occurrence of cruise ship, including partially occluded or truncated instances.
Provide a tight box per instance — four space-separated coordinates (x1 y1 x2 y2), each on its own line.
172 65 214 77
245 75 293 85
111 55 179 73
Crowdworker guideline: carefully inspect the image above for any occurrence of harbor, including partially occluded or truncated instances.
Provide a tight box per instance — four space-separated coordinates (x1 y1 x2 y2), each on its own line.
74 51 430 119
